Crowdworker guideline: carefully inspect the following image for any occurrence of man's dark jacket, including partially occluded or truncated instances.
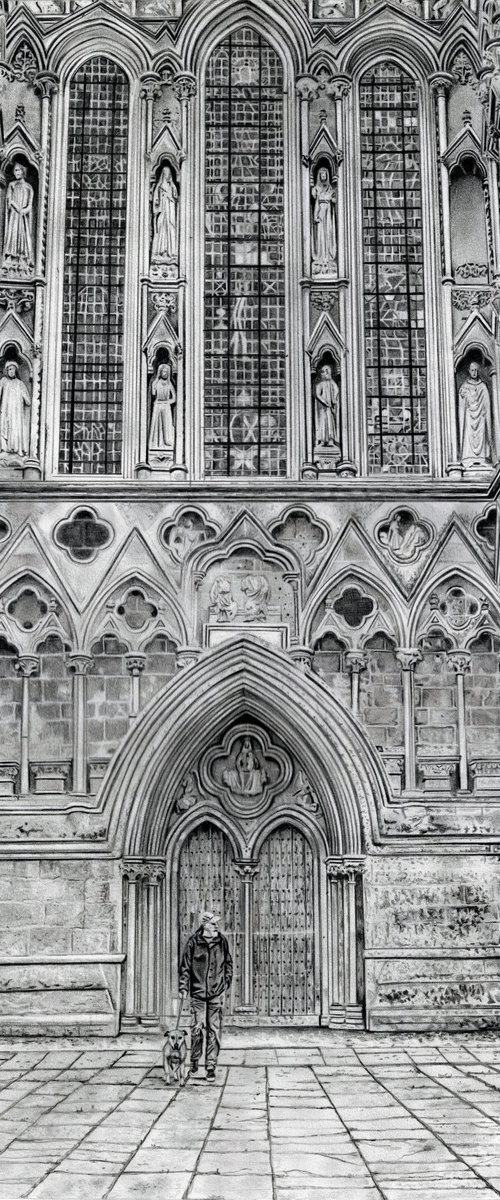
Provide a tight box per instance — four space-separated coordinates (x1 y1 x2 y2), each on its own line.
179 928 233 1000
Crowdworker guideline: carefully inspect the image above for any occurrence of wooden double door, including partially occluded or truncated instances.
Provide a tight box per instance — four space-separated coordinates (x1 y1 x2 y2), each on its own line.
178 821 320 1023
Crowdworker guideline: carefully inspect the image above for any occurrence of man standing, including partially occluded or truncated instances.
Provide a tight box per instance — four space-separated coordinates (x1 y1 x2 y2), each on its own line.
179 912 233 1081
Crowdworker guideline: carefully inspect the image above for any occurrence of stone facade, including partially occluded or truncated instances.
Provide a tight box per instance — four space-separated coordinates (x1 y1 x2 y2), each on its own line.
0 0 499 1036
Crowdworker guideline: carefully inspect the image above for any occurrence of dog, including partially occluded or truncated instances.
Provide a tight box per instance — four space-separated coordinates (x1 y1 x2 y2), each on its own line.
163 1028 189 1087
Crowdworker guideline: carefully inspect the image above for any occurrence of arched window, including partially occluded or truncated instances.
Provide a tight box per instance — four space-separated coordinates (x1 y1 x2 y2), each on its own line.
360 63 428 475
59 58 129 475
204 29 286 477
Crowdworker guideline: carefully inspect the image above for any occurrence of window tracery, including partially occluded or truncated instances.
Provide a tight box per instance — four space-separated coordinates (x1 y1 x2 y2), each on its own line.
360 63 428 475
203 29 287 478
59 57 129 476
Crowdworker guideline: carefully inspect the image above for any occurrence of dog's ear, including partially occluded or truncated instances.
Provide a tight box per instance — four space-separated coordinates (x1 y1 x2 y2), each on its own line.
182 1028 189 1036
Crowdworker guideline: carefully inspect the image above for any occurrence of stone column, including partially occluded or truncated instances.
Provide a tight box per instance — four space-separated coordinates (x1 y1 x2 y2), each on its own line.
125 653 146 724
326 856 365 1028
395 649 421 792
66 654 93 795
446 650 472 792
429 73 460 477
121 862 141 1028
172 72 197 481
296 74 320 479
234 861 259 1012
345 651 367 717
31 71 59 472
15 656 39 795
142 863 166 1027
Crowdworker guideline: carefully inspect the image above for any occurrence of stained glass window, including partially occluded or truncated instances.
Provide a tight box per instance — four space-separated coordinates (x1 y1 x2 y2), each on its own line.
360 64 428 475
204 29 287 477
59 58 129 475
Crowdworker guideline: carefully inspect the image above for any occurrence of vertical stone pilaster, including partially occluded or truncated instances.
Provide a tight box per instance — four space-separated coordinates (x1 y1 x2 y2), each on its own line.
345 651 367 717
66 654 94 795
172 73 197 480
330 76 356 476
15 656 39 795
121 861 166 1029
125 654 146 723
395 649 421 792
296 75 320 478
234 861 260 1011
326 857 365 1028
429 73 459 477
446 650 472 792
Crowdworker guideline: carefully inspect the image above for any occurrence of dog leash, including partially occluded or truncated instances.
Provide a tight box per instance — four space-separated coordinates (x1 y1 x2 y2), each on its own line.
175 993 185 1030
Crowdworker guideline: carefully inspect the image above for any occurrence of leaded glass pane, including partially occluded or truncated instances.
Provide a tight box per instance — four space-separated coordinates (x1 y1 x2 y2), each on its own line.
360 64 429 475
204 29 287 477
59 58 129 475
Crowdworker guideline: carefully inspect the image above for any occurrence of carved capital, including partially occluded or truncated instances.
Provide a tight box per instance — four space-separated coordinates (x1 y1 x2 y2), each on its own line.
0 764 18 782
34 71 59 100
428 72 454 98
327 75 352 101
290 645 313 672
121 859 166 884
140 72 162 102
233 860 260 881
176 647 200 670
125 653 146 676
15 655 39 678
172 73 197 102
446 649 472 675
345 651 368 675
326 855 365 882
66 653 94 677
395 648 422 672
296 74 320 102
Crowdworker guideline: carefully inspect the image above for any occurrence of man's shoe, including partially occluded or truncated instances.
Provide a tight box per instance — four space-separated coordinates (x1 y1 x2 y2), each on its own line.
189 1062 199 1075
206 1068 215 1080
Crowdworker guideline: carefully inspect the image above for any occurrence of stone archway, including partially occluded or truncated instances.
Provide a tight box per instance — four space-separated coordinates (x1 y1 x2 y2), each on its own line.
106 639 389 1029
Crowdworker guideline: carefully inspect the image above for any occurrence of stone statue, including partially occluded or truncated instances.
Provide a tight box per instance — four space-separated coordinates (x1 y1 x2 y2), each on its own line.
241 575 270 622
210 577 237 623
223 737 267 796
312 165 337 275
2 163 34 276
148 362 176 451
151 165 178 265
169 516 203 562
379 512 428 562
458 361 495 469
0 361 31 457
315 364 339 446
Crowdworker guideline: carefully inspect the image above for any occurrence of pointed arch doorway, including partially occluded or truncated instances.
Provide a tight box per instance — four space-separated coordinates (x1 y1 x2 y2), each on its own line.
115 639 385 1030
177 820 321 1024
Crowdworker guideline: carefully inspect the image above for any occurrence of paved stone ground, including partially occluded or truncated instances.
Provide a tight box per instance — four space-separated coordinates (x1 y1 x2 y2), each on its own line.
3 1034 500 1198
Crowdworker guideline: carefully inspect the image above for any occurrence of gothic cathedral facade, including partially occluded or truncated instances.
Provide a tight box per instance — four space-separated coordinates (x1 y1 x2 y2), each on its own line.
0 0 499 1034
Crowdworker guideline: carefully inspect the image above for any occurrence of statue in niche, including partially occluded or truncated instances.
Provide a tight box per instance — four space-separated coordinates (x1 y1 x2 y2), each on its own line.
210 577 237 623
312 165 337 276
151 165 178 266
0 361 31 457
148 361 176 452
315 363 340 446
2 163 34 277
458 361 495 469
241 575 270 622
223 737 267 797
